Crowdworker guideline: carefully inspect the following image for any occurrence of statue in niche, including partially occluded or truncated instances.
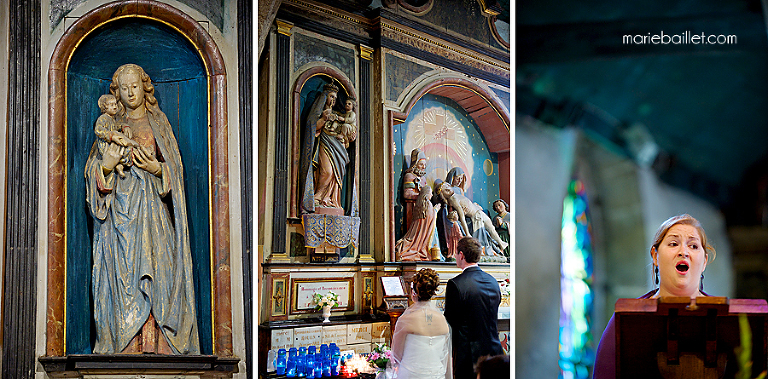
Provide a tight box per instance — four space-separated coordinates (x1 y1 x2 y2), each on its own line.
94 94 138 178
435 180 508 257
298 81 360 262
493 199 510 259
401 148 428 231
85 64 199 354
301 83 357 212
395 185 441 261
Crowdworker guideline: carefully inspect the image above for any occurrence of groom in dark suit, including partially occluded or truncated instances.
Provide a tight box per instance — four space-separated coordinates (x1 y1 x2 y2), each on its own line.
444 237 505 379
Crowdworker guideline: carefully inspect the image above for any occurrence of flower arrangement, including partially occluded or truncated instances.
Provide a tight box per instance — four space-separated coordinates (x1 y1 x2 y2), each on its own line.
312 291 339 310
500 278 511 297
366 343 392 370
499 277 511 306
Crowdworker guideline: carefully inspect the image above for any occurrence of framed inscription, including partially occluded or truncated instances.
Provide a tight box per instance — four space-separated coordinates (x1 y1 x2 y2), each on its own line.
291 277 354 314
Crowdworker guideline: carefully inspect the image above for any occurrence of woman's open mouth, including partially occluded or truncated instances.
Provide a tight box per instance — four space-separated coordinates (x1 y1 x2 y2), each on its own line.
676 262 690 274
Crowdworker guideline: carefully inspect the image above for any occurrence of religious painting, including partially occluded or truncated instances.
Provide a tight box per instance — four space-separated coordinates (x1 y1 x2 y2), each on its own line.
362 276 375 312
272 278 287 317
290 232 307 257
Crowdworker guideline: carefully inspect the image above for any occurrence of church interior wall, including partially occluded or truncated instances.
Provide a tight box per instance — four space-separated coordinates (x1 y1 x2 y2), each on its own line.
516 115 734 378
515 116 576 379
34 0 246 376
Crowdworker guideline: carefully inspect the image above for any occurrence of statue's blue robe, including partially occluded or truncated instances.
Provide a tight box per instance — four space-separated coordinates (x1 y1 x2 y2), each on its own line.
85 105 199 354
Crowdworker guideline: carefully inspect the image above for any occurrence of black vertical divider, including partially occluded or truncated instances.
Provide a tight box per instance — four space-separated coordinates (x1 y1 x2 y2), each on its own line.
237 0 254 377
3 0 40 378
359 55 371 256
271 28 291 254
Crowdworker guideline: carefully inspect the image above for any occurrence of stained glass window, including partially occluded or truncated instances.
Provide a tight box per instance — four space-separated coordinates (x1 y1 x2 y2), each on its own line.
559 179 595 379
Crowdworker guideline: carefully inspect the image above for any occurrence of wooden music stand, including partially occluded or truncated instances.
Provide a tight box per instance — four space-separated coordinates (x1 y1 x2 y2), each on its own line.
615 297 768 379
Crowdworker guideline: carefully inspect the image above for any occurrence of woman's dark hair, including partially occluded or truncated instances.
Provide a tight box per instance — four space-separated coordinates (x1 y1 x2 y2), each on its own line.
412 268 440 301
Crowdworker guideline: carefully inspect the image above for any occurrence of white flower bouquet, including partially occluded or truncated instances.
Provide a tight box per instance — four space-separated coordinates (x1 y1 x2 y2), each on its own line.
312 291 339 310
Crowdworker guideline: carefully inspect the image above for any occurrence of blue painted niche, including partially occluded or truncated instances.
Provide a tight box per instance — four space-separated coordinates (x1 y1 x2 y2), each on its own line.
66 18 212 354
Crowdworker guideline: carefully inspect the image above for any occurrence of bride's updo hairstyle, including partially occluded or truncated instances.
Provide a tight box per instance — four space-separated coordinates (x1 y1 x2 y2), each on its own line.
413 268 440 301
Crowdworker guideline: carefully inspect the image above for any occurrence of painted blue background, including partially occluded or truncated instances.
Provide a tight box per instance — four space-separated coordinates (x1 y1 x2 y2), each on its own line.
66 19 211 354
393 94 501 240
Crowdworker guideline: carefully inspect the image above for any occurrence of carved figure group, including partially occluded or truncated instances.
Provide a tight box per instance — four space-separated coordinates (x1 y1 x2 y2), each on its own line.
435 180 508 254
397 152 508 261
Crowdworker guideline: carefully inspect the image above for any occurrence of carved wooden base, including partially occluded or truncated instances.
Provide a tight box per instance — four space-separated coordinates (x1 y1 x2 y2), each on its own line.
39 355 239 378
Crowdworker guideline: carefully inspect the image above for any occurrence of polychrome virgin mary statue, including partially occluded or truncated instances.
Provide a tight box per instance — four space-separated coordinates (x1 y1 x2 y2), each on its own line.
85 64 199 354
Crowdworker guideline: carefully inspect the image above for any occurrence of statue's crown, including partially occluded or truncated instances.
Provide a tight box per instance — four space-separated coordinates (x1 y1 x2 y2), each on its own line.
324 83 339 92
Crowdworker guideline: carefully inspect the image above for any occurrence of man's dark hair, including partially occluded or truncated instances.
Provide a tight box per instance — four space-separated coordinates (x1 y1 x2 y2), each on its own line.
457 237 482 263
475 354 510 379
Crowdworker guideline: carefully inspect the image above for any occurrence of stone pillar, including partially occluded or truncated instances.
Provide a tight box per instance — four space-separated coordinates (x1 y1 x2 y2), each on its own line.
3 0 39 377
237 0 254 374
358 45 374 263
270 19 293 262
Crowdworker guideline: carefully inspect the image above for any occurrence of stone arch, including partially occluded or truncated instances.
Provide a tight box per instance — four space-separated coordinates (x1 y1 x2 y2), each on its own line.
290 65 358 218
46 0 232 356
394 75 509 153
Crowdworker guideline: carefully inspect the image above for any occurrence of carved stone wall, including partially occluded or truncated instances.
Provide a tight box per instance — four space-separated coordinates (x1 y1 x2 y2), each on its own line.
50 0 226 31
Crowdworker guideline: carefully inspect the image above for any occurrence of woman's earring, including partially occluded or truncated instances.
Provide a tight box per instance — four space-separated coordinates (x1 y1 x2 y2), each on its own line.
700 273 704 292
654 265 659 286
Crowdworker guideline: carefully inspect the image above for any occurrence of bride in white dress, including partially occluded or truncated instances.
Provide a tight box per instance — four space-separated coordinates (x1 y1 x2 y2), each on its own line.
389 268 452 379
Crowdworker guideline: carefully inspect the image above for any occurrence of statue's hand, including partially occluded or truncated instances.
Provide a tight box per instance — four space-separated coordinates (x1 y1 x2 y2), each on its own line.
434 203 441 212
102 143 125 173
112 133 134 147
133 145 162 176
349 129 357 142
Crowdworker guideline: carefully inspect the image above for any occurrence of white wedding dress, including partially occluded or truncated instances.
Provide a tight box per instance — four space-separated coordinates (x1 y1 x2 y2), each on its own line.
389 300 451 379
395 334 450 379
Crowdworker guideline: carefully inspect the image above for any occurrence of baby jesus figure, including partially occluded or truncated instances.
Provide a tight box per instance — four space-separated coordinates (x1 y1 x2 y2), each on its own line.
94 94 138 178
323 98 357 148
